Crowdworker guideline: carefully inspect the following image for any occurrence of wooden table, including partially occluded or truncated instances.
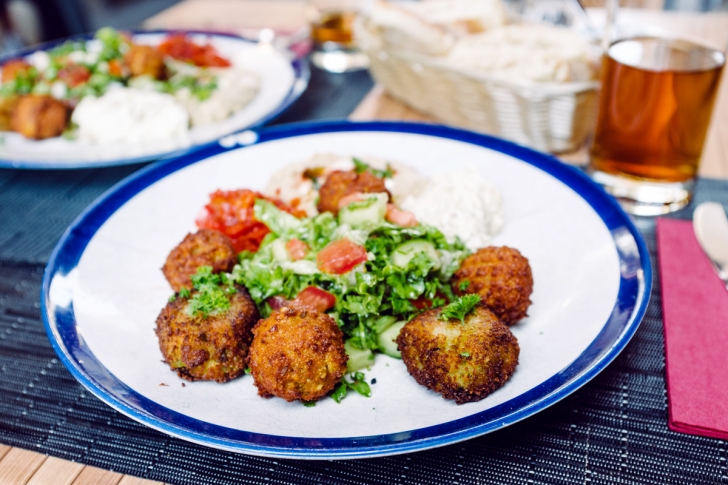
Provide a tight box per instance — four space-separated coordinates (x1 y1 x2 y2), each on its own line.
1 2 726 484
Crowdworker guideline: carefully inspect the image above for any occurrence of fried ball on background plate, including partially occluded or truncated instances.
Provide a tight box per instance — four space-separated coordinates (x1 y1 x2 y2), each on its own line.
124 44 165 79
11 95 67 139
247 306 347 402
452 246 533 326
162 229 237 292
317 170 390 215
396 305 519 404
155 285 259 382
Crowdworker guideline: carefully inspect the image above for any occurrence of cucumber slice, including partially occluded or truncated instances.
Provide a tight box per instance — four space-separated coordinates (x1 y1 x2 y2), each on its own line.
377 321 406 358
338 193 387 229
345 340 374 372
391 240 439 269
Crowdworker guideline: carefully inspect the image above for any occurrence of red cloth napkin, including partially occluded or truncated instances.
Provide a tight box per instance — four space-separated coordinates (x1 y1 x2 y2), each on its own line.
657 218 728 439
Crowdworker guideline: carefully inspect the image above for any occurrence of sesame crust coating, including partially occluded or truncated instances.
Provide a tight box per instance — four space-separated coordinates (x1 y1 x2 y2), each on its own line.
162 229 237 292
452 246 533 326
247 307 347 402
397 305 519 404
155 285 259 383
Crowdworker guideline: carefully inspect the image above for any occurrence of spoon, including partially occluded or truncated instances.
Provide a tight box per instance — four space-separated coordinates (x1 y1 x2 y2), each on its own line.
693 202 728 289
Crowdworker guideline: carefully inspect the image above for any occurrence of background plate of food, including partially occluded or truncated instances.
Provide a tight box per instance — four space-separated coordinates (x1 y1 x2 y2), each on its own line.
0 28 308 169
41 121 651 459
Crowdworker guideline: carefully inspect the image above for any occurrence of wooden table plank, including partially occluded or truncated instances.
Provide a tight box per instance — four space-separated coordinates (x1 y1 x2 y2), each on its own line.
0 448 47 484
26 457 84 485
71 466 123 485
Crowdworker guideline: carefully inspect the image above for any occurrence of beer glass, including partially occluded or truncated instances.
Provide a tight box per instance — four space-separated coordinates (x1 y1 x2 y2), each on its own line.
307 0 371 72
588 3 725 215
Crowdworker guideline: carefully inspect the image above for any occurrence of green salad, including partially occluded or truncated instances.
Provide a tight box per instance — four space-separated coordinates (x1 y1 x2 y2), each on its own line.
231 193 470 369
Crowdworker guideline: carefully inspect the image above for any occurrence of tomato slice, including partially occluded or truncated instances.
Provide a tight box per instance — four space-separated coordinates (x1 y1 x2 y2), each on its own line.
158 33 231 67
58 64 91 87
386 204 417 227
292 286 336 312
317 238 368 274
285 238 309 261
195 189 304 253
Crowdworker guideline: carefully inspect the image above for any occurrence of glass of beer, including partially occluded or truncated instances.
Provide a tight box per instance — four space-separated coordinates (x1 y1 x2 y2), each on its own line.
307 0 371 73
589 36 725 216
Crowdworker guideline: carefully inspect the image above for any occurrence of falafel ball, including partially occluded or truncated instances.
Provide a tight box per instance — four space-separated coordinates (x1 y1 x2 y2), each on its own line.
451 246 533 326
125 44 165 79
155 284 260 382
317 170 390 215
11 94 67 140
162 229 237 292
247 306 347 402
397 305 519 404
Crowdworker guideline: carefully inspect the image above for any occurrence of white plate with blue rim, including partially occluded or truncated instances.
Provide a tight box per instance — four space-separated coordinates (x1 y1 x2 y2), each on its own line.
41 121 651 459
0 30 308 169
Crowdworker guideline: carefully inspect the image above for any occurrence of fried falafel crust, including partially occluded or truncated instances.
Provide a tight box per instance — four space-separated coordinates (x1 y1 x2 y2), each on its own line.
11 94 67 140
125 44 165 79
452 246 533 326
247 306 347 402
162 229 237 292
316 170 390 215
155 284 260 383
396 305 519 404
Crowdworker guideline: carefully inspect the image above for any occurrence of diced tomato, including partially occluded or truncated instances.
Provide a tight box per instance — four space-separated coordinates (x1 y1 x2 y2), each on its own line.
267 295 289 311
158 33 231 67
286 238 309 260
58 64 91 87
108 59 124 77
337 192 365 210
195 189 305 253
385 204 417 227
292 286 336 312
317 238 368 274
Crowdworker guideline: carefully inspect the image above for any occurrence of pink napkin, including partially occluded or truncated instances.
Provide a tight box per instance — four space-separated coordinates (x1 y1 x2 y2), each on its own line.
657 218 728 439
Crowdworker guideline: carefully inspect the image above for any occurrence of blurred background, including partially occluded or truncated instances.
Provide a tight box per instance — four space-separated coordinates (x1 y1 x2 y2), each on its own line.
0 0 726 55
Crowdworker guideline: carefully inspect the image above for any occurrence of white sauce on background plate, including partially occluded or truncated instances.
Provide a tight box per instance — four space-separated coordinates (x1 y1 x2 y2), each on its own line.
402 166 503 250
72 87 189 144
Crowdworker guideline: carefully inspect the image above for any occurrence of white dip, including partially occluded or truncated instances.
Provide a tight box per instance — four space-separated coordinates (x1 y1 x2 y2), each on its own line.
402 166 503 251
72 87 189 144
175 68 259 127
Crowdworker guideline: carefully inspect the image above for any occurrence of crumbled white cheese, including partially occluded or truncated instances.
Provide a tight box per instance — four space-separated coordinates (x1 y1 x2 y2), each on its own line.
402 166 503 251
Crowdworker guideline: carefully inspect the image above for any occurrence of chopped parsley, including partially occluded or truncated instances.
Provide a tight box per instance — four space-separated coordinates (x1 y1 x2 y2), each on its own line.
178 266 236 317
352 157 394 179
302 400 316 407
458 279 471 292
460 352 471 358
331 372 372 403
439 294 481 324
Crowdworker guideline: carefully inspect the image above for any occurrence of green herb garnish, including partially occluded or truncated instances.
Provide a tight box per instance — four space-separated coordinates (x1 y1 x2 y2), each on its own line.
185 266 235 317
458 279 470 292
302 400 316 407
439 294 481 324
352 157 394 179
460 352 471 358
331 372 372 403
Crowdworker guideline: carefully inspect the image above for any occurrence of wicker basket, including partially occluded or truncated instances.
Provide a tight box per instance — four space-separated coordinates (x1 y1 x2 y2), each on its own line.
356 22 600 153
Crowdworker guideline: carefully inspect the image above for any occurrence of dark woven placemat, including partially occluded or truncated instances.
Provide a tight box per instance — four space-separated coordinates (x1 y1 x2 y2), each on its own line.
0 65 374 265
0 178 726 484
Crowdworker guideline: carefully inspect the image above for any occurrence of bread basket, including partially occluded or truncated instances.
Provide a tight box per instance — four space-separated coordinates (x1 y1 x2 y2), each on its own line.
355 20 600 153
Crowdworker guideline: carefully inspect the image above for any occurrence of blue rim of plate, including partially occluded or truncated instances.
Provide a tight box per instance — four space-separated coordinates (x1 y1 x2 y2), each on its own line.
41 120 652 460
0 29 309 170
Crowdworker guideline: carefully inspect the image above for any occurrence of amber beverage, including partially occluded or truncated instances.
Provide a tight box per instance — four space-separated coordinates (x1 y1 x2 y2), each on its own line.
589 37 725 215
311 10 357 48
